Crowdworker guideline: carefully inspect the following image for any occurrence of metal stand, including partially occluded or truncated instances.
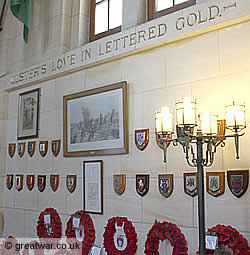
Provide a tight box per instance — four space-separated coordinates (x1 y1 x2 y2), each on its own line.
197 137 206 254
159 129 244 255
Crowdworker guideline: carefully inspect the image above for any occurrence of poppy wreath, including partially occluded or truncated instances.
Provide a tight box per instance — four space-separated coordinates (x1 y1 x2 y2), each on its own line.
103 216 137 255
144 221 188 255
36 208 62 244
22 240 45 255
65 210 95 255
196 224 249 255
0 236 20 255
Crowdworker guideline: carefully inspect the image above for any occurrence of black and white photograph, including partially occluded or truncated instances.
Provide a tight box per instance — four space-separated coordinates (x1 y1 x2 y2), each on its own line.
63 81 128 157
17 88 40 140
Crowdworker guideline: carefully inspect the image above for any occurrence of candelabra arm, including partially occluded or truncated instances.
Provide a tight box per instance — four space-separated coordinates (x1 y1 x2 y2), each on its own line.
205 141 215 167
163 140 168 163
234 134 240 159
185 143 197 167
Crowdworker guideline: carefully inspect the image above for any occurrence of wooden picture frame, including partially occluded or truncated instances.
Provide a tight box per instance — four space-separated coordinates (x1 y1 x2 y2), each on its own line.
17 88 40 140
63 81 128 157
83 160 103 214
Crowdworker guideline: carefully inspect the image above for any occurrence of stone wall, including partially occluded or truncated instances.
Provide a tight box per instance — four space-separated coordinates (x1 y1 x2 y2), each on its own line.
0 0 249 254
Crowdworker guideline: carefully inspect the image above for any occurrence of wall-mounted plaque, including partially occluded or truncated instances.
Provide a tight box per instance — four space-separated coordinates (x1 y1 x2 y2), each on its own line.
8 144 16 158
184 172 197 197
28 141 36 157
66 175 77 193
113 174 126 196
18 142 25 157
227 170 249 198
38 175 46 192
135 129 149 151
39 141 48 157
158 174 174 198
136 174 149 197
15 175 23 191
206 172 225 197
52 140 61 157
6 175 13 190
50 175 59 192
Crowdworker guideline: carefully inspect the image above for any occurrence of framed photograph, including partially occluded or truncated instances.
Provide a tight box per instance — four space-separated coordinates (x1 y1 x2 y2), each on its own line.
83 160 103 214
17 88 40 140
63 81 128 157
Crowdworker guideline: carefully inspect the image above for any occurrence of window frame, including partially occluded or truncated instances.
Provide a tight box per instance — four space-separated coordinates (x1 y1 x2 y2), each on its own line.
147 0 196 21
89 0 122 42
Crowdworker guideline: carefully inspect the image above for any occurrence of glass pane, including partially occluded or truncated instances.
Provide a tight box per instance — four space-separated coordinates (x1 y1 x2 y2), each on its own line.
156 0 173 12
109 0 122 30
96 0 104 3
175 0 188 5
95 0 108 35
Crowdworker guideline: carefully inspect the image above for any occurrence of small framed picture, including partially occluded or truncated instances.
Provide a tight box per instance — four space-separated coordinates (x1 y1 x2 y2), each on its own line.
83 160 103 214
17 88 40 140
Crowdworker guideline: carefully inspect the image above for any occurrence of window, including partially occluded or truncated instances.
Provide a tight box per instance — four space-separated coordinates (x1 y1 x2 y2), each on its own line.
148 0 195 21
90 0 123 41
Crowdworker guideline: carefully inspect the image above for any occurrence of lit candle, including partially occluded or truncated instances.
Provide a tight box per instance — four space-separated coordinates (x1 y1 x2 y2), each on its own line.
176 98 197 126
155 112 162 133
200 112 218 135
226 102 246 131
162 107 173 133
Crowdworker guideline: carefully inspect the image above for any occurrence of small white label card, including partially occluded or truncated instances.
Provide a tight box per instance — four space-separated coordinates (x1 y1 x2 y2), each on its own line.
206 235 218 250
44 213 51 225
72 215 81 229
90 245 102 255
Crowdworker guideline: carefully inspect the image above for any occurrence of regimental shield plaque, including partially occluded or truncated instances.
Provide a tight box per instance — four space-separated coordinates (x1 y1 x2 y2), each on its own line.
15 175 23 191
39 141 48 157
66 175 77 193
113 174 126 196
8 144 16 158
50 175 59 192
38 175 46 192
6 175 13 190
18 143 25 157
26 175 35 191
156 134 171 150
135 129 149 151
206 172 225 197
227 170 249 198
136 174 149 197
184 172 198 197
28 141 36 157
158 174 174 198
51 140 61 157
